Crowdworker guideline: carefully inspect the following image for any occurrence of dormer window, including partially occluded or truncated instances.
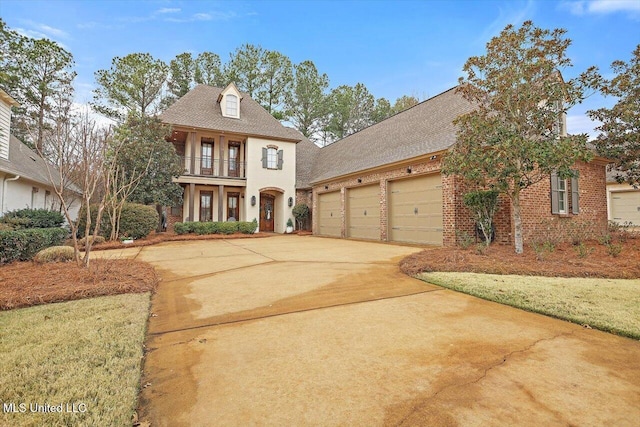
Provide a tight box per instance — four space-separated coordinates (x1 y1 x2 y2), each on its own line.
219 83 242 119
226 94 238 117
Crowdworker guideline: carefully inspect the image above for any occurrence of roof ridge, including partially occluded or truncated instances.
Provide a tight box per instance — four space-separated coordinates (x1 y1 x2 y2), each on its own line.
320 85 460 150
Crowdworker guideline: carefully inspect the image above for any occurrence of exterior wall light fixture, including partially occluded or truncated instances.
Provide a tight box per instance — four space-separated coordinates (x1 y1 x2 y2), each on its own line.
251 196 256 206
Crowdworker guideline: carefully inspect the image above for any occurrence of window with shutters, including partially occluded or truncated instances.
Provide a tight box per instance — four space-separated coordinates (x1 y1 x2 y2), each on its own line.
551 172 579 215
262 146 283 170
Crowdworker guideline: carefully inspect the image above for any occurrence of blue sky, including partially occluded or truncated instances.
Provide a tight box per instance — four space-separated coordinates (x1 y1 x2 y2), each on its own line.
1 0 639 136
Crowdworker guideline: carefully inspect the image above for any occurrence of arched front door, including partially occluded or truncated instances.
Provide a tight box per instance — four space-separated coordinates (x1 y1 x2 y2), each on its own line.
260 194 275 232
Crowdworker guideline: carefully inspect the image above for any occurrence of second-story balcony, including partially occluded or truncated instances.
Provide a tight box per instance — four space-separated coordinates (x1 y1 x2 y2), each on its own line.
180 157 246 179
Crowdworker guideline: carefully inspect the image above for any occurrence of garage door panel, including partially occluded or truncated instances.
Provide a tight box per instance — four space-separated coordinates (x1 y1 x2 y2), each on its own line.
389 174 443 245
347 186 380 240
347 185 380 240
611 191 640 226
318 192 341 237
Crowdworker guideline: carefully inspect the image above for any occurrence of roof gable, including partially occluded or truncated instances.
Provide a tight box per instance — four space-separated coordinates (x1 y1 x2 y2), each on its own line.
160 84 299 142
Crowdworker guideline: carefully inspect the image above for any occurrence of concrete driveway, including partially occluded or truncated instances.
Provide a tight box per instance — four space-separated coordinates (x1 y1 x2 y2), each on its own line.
130 236 640 426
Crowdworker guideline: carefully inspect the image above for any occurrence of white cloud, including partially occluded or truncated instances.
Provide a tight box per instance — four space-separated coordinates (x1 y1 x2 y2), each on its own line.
193 13 213 21
475 0 536 46
561 0 640 15
156 7 181 14
588 0 640 13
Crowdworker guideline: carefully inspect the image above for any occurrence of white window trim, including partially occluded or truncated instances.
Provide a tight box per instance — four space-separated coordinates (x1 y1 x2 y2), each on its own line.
557 178 568 214
267 147 277 169
225 94 238 118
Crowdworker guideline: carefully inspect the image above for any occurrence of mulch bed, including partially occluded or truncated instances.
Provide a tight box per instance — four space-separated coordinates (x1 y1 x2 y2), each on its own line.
400 238 640 279
0 259 158 310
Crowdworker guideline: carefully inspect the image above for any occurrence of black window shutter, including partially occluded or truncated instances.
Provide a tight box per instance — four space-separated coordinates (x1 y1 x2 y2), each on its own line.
550 172 559 214
261 147 267 168
571 176 579 214
277 150 283 170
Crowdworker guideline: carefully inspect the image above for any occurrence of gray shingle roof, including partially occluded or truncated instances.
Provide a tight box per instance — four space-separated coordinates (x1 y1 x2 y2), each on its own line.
309 87 475 184
294 132 321 189
159 84 300 142
0 135 66 188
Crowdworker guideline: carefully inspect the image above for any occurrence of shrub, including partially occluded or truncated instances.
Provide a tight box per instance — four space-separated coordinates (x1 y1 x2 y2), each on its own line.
173 222 192 235
117 203 159 239
573 242 594 259
0 227 67 264
77 235 106 246
567 221 594 245
1 208 65 229
0 222 15 231
532 240 555 261
463 190 499 245
292 203 309 230
192 222 219 235
606 242 623 258
77 203 158 240
33 246 76 263
456 230 474 249
218 222 238 235
238 220 257 234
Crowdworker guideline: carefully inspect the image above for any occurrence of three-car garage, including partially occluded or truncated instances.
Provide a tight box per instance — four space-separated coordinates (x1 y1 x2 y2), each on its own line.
316 173 444 246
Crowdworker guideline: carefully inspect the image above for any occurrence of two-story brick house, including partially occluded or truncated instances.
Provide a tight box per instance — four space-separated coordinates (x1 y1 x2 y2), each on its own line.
160 83 300 233
163 84 608 245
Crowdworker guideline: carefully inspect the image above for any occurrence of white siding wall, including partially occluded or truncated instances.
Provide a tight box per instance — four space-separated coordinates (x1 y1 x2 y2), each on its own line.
0 101 10 160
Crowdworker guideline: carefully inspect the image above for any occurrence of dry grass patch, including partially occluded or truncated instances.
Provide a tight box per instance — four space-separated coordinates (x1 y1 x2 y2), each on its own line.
0 293 150 426
418 272 640 339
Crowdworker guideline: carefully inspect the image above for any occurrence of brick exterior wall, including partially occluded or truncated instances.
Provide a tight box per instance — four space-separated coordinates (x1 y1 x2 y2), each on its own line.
506 160 608 244
295 189 313 230
310 158 608 247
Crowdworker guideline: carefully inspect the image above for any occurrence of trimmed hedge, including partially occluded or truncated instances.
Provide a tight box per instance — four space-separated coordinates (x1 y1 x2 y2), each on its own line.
173 219 257 236
0 227 68 264
77 203 159 240
1 208 65 229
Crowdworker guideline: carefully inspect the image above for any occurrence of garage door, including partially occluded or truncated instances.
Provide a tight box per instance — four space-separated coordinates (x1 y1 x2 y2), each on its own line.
611 191 640 226
388 174 443 245
347 185 380 240
317 191 341 237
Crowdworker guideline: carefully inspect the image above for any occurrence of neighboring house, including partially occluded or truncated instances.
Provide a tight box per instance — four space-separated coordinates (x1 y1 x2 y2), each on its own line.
606 169 640 227
298 87 609 246
160 83 301 233
0 89 79 219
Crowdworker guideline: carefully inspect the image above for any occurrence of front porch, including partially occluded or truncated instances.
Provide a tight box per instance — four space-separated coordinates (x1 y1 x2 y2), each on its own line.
169 183 246 224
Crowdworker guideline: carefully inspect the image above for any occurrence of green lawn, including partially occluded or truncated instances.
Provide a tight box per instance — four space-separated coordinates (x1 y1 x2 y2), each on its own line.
418 272 640 340
0 293 150 426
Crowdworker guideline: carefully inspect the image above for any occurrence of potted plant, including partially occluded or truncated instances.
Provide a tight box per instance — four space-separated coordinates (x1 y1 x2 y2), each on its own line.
286 218 294 234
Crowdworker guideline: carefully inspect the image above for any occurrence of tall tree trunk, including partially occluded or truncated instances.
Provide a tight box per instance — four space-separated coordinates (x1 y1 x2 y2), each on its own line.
511 188 524 254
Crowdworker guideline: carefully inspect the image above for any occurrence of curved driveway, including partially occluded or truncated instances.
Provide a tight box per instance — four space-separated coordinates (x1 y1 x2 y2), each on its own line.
127 236 640 426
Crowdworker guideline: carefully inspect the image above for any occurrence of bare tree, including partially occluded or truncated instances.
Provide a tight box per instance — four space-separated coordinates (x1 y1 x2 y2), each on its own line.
40 106 112 267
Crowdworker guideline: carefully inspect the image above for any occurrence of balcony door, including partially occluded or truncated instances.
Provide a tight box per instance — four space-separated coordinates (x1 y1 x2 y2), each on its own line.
228 142 240 177
201 141 213 175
